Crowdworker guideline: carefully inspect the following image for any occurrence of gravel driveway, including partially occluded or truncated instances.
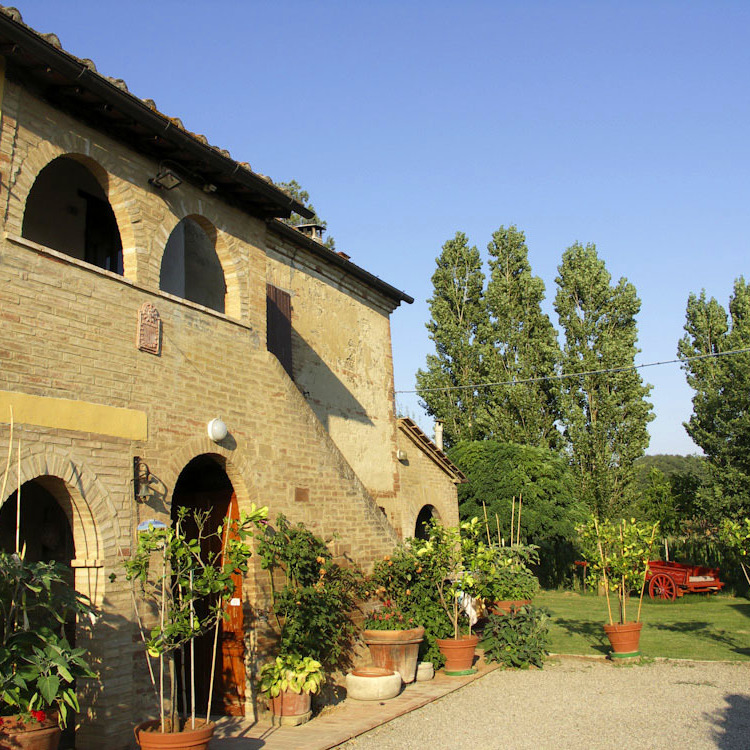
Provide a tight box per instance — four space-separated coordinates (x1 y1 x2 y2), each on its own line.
337 658 750 749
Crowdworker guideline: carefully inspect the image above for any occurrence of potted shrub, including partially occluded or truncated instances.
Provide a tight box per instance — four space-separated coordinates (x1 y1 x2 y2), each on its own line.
361 600 424 684
413 518 484 674
258 655 323 722
0 551 96 750
579 516 658 657
480 605 550 669
481 544 540 615
126 503 267 749
256 515 364 720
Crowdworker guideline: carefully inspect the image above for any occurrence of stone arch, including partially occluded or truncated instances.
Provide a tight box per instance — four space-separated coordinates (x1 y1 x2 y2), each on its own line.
413 504 440 541
8 138 142 280
0 448 120 607
152 204 245 319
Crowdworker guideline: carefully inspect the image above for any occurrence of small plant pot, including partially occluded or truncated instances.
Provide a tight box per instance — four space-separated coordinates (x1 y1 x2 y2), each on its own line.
490 600 532 615
134 719 215 750
363 626 425 683
0 714 61 750
603 621 643 657
416 661 434 681
345 667 402 700
436 634 479 674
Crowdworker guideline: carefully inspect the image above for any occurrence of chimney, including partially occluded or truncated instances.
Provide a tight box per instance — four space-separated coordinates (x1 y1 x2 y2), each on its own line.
434 421 444 451
297 223 325 243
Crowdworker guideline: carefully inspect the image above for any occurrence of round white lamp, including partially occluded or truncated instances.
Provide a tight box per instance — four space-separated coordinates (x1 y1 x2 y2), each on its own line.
207 417 228 442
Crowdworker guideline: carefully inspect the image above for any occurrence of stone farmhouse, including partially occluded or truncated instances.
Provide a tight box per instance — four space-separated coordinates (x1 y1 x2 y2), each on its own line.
0 8 464 747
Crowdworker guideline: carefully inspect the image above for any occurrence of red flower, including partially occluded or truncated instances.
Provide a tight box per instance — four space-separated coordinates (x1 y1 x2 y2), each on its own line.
30 710 46 723
0 717 4 726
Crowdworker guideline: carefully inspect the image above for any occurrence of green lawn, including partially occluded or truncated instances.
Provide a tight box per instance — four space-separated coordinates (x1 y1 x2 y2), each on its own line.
537 589 750 661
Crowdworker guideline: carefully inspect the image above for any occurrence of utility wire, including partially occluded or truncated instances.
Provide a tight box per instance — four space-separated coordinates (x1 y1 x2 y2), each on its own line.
396 346 750 395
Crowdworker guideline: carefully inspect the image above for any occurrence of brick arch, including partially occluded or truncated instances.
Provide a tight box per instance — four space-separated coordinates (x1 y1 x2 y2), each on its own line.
163 436 257 514
0 448 121 606
153 204 245 319
8 139 142 280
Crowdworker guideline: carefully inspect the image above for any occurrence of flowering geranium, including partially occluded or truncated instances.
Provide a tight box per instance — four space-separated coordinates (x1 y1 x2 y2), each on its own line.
364 600 418 631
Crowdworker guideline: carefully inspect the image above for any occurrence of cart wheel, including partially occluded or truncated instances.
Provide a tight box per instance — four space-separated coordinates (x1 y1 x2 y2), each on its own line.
649 573 677 601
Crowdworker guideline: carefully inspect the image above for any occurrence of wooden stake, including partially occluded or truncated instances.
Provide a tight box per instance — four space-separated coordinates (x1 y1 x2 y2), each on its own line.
516 493 522 544
594 517 613 626
510 496 515 547
620 521 626 624
636 523 659 623
190 571 196 729
15 438 21 555
160 542 167 733
495 513 502 546
482 502 491 545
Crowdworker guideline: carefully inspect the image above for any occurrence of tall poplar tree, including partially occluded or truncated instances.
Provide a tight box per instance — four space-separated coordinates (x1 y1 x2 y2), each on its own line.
416 232 486 447
480 225 561 448
678 278 750 520
554 242 653 518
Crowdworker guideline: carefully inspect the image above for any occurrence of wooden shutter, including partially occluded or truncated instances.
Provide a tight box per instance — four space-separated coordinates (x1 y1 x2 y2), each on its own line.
266 284 293 378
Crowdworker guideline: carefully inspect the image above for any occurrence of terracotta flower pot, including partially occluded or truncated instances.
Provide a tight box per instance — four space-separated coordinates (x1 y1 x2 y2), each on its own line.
133 719 215 750
0 714 61 750
490 600 532 616
268 689 311 717
603 621 643 655
363 626 425 683
436 634 479 674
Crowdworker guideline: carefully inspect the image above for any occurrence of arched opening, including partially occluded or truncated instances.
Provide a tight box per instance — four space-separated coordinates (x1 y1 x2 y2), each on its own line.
414 504 439 540
160 217 226 312
22 156 123 274
0 477 78 748
171 454 244 716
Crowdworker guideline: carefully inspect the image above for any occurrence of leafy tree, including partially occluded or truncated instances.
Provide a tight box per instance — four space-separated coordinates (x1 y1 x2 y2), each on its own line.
277 179 336 250
416 232 487 447
479 225 561 448
635 467 678 535
448 440 583 586
678 278 750 521
554 242 654 519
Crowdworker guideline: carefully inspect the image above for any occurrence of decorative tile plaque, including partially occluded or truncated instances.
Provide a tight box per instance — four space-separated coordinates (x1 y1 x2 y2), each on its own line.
137 302 161 355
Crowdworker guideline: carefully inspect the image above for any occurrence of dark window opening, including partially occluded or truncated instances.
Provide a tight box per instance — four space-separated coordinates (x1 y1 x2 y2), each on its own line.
22 156 123 274
267 284 293 378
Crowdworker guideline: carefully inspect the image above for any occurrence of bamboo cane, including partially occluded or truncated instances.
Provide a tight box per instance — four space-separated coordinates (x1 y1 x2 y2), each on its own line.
620 521 626 624
482 501 491 545
190 571 196 729
594 517 613 626
495 513 502 546
206 513 233 723
510 496 515 547
160 542 167 733
15 438 21 555
0 408 14 537
636 523 659 623
517 493 522 544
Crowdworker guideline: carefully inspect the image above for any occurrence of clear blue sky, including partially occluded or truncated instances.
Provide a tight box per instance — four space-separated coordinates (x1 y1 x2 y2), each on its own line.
20 1 750 455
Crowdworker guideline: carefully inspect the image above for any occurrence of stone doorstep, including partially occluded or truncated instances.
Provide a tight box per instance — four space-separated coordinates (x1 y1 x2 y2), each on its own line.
212 656 500 749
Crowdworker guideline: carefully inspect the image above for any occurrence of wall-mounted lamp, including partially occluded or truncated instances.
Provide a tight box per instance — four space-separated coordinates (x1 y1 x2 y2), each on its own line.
207 418 228 443
149 168 182 190
133 456 152 501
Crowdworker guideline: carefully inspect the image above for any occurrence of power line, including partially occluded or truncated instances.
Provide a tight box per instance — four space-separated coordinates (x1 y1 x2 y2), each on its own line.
396 347 750 395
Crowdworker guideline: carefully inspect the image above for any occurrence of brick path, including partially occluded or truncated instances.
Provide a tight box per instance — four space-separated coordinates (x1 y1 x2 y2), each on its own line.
211 657 499 750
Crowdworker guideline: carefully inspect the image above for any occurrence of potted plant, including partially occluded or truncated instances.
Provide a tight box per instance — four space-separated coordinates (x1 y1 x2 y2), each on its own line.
0 551 97 750
361 599 424 684
125 503 267 749
414 518 484 674
258 654 323 722
579 516 658 657
480 544 540 615
256 515 364 720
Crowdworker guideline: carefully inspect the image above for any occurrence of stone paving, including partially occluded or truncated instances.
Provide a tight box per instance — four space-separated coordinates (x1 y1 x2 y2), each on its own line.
211 656 499 750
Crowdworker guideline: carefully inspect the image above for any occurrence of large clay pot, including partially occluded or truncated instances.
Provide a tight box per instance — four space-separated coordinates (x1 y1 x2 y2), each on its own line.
0 713 61 750
603 621 643 655
490 600 532 616
362 626 425 683
134 719 215 750
268 689 311 718
436 634 479 674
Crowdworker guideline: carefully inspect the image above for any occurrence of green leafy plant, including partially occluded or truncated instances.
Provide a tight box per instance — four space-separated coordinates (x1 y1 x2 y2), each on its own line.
477 544 541 603
124 504 267 733
363 600 419 631
578 516 658 625
257 655 324 699
0 552 96 727
257 515 365 672
480 606 550 669
719 518 750 586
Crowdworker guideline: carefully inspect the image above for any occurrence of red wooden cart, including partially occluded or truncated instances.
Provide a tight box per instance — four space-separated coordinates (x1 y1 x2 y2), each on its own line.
646 560 725 600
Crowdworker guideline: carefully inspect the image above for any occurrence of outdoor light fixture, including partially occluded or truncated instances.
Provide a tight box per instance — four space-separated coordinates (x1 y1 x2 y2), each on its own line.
149 168 182 190
133 456 152 501
207 417 228 442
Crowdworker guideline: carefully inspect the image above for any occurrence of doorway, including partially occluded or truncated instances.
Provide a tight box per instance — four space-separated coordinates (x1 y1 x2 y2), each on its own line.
171 455 245 717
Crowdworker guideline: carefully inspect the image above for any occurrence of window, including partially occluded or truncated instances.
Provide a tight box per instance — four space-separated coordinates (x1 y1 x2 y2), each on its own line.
266 284 292 378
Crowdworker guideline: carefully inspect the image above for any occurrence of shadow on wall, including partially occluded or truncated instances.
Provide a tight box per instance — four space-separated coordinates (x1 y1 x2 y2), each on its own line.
291 330 373 431
708 694 750 749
